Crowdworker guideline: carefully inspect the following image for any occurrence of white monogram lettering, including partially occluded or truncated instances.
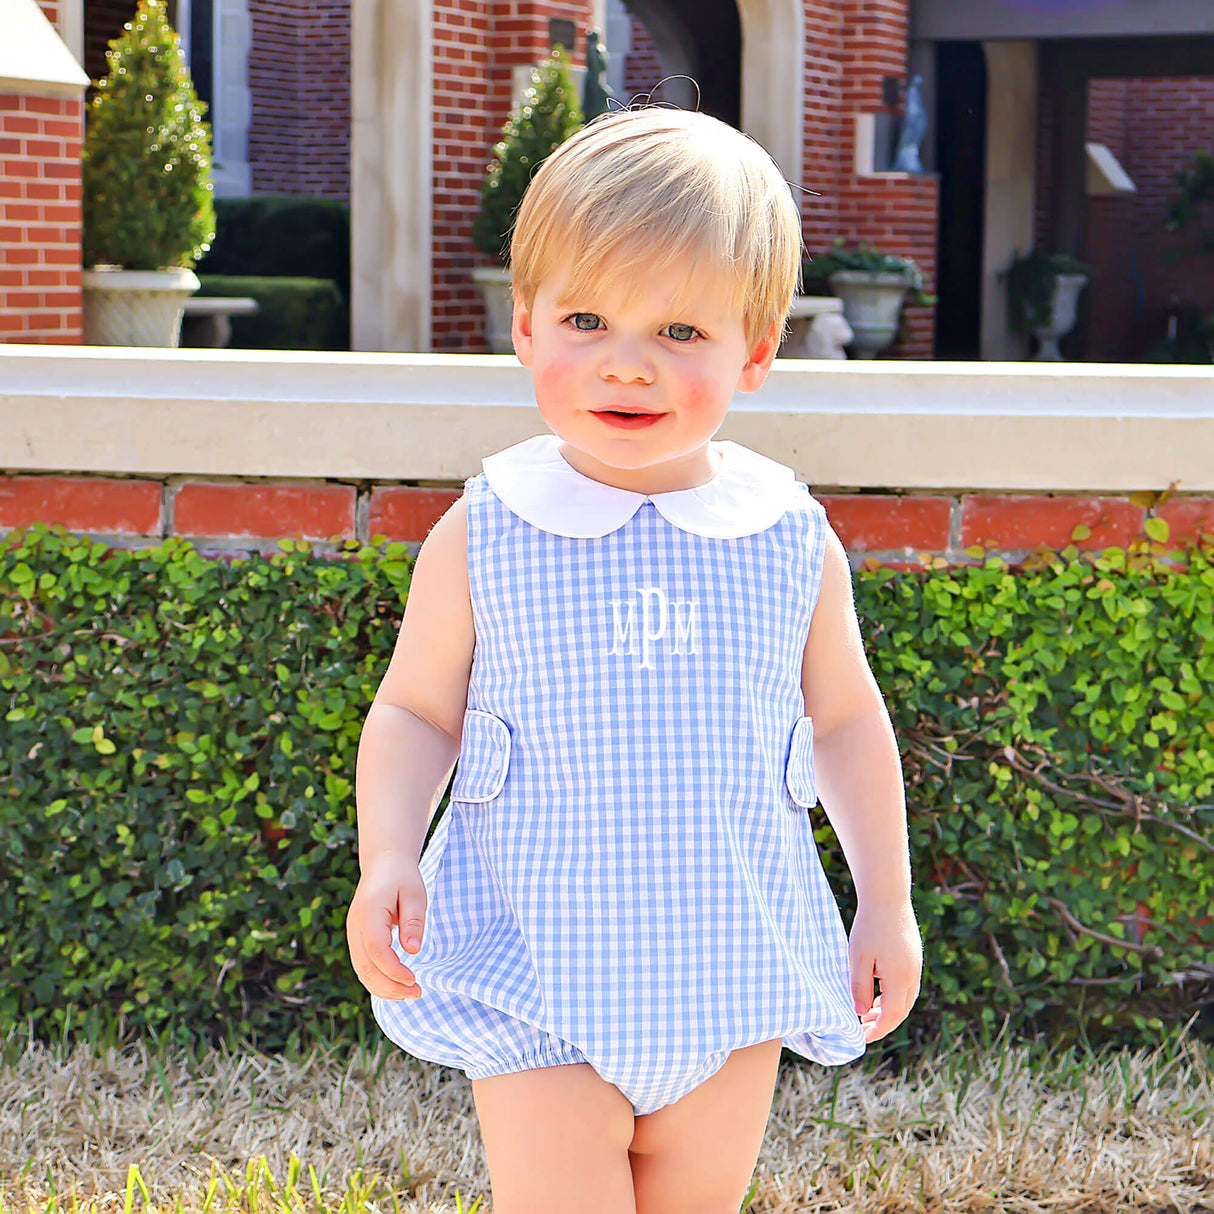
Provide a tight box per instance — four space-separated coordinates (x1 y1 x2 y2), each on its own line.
608 587 698 668
609 600 637 655
671 599 697 655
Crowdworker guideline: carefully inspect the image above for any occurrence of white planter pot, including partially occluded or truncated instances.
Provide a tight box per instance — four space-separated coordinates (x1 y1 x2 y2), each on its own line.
1031 273 1088 361
471 265 515 354
82 267 200 347
827 270 912 359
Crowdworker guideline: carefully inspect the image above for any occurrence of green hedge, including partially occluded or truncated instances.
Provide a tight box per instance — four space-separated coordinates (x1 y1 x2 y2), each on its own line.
195 276 348 351
841 542 1213 1046
1 525 1211 1051
196 196 350 300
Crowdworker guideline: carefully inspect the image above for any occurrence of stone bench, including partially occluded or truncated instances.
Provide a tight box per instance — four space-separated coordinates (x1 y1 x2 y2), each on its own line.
780 295 853 359
181 296 260 348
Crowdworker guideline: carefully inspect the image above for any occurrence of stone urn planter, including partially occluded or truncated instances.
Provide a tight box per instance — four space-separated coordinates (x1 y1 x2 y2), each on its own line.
827 270 913 359
1003 251 1091 361
471 49 582 354
1031 273 1088 361
471 265 515 355
801 241 933 360
82 267 200 347
81 1 214 347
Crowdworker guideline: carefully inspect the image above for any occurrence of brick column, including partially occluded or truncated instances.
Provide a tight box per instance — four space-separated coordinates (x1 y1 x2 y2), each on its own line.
431 0 494 351
0 91 84 345
247 0 351 199
801 0 939 360
431 0 593 352
2 0 89 344
801 0 844 249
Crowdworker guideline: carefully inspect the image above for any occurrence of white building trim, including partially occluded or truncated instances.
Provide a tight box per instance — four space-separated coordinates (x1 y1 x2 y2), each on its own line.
738 0 803 188
350 0 433 352
981 40 1038 362
1 0 89 97
212 0 252 196
2 348 1211 492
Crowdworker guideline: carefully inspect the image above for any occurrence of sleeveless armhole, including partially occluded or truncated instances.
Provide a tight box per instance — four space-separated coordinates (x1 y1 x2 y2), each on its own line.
461 473 487 643
795 486 831 625
784 485 828 811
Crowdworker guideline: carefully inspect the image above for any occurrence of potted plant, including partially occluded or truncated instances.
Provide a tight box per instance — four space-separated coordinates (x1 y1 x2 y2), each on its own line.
1002 250 1090 361
471 47 583 353
800 239 935 358
81 0 216 347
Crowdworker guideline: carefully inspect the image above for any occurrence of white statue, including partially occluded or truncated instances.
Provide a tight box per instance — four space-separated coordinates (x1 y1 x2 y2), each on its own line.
805 312 854 359
892 75 926 174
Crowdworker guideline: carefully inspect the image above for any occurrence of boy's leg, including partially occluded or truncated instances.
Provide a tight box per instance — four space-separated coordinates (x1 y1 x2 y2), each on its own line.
471 1062 637 1214
627 1038 783 1214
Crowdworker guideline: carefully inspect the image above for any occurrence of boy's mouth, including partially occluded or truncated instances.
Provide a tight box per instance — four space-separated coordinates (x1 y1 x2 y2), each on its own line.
593 409 664 430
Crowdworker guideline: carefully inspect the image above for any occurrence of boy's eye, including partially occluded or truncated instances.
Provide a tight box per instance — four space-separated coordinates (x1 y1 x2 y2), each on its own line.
569 313 603 331
664 323 699 343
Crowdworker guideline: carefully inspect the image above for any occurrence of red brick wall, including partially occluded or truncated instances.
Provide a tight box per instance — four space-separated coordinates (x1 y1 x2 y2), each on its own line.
1083 78 1135 362
1034 75 1056 255
0 92 83 344
805 0 937 359
802 0 844 248
434 0 937 356
1083 75 1214 361
431 0 593 352
623 13 664 102
431 0 494 352
2 472 1209 562
247 0 351 199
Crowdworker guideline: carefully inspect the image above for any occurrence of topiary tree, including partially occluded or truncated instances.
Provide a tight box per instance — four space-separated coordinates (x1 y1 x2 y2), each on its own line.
82 0 216 271
471 47 584 266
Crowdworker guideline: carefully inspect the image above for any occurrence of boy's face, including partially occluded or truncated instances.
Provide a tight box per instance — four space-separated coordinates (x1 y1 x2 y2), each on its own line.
511 257 779 495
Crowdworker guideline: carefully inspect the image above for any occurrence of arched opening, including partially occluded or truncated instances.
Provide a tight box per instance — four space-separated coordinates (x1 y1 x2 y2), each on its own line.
610 0 740 125
604 0 801 185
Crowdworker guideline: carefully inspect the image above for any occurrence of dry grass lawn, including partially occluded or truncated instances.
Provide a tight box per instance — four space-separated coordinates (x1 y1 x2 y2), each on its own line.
1 1033 1211 1213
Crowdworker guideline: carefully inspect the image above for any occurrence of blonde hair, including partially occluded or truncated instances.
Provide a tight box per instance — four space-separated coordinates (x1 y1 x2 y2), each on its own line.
509 108 802 348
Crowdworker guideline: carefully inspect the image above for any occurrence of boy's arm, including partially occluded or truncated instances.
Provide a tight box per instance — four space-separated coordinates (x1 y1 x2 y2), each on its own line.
801 526 922 1043
347 495 475 1000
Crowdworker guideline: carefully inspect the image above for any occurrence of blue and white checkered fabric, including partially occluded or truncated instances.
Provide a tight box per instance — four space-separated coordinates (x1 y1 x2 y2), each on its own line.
373 445 865 1114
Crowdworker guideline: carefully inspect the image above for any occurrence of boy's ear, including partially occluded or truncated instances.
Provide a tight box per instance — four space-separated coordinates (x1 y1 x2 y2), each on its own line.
736 322 781 394
511 291 534 367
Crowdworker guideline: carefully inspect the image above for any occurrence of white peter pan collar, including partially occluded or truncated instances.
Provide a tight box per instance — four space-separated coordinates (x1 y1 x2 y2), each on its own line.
481 433 801 539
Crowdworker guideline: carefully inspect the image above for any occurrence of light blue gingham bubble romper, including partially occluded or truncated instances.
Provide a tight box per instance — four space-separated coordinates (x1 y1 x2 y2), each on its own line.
372 433 866 1115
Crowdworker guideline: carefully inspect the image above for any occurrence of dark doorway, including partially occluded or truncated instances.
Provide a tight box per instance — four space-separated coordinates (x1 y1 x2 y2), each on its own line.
623 0 741 127
933 41 987 359
188 0 214 115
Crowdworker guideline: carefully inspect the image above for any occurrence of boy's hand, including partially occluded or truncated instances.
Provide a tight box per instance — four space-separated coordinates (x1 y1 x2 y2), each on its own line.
346 853 428 1000
848 897 922 1043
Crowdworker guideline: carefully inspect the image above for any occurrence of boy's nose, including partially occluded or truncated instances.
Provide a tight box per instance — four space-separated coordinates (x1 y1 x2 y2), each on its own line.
599 339 655 385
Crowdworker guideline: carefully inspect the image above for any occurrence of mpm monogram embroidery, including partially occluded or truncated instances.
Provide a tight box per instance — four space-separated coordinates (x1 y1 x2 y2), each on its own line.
608 587 698 669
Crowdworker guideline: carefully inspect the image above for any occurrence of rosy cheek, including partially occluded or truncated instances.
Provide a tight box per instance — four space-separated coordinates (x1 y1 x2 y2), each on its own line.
675 371 722 415
534 355 578 403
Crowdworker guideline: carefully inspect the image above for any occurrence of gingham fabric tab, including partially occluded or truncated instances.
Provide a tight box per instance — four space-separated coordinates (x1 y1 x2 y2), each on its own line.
450 710 511 803
785 716 818 808
373 437 866 1112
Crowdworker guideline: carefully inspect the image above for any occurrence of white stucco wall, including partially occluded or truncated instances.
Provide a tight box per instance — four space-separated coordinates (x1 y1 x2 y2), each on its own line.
2 349 1212 492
